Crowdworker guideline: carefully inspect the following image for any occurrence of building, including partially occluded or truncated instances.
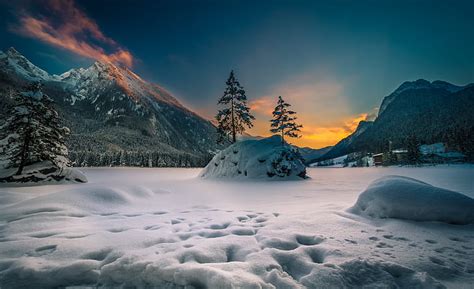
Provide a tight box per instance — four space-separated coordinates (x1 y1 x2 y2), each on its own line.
372 153 383 166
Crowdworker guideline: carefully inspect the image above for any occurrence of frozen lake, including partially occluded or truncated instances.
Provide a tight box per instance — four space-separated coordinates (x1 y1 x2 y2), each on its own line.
0 166 473 288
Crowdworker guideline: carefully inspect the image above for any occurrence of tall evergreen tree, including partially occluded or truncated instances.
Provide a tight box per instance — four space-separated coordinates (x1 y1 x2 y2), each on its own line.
270 96 303 145
215 70 254 143
0 83 70 175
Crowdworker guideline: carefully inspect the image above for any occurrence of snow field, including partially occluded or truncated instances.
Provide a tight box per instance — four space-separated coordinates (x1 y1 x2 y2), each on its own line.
0 166 473 288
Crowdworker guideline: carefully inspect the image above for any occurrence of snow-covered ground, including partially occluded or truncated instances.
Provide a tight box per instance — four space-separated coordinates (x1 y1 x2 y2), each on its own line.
0 166 473 288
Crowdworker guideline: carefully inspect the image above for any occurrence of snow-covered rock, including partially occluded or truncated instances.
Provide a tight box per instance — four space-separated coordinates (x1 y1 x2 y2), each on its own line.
200 136 307 180
350 176 474 224
0 161 87 184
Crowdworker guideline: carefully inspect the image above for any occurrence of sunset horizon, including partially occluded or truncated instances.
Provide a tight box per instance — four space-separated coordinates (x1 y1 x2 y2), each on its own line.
0 1 473 288
1 0 472 148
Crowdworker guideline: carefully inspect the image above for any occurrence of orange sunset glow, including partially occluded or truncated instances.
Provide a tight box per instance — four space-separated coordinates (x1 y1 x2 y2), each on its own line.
244 78 375 148
249 112 369 148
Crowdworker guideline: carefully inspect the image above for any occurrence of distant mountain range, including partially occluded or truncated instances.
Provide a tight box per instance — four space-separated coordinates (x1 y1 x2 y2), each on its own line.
314 79 474 162
0 47 222 167
2 48 472 167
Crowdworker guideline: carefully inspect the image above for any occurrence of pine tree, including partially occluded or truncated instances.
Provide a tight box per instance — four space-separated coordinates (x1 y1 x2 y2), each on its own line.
0 83 71 175
406 134 421 164
215 70 254 144
270 96 303 145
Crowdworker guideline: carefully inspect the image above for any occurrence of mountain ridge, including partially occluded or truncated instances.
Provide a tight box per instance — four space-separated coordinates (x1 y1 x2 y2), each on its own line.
0 47 222 167
317 79 474 161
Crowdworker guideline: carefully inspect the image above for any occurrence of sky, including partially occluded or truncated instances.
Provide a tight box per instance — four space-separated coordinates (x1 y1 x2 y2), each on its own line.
0 0 473 148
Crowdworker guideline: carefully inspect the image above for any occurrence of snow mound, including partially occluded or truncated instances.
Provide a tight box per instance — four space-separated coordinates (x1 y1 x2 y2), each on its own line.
0 161 87 184
200 136 307 180
350 176 474 224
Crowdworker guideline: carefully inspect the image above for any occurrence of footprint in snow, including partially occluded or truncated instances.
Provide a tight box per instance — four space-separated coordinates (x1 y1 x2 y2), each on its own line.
208 222 230 230
108 227 130 233
152 211 168 215
237 216 249 222
231 228 255 236
376 242 393 248
449 237 467 243
29 244 57 256
429 256 446 266
296 234 325 246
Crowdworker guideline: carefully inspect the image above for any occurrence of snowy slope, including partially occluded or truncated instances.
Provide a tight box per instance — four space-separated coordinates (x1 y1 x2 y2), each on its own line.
309 154 350 167
0 48 56 82
60 61 183 109
0 166 472 288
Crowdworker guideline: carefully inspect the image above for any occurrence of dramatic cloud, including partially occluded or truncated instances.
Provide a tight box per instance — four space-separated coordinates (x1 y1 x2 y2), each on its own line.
248 77 373 148
12 0 133 67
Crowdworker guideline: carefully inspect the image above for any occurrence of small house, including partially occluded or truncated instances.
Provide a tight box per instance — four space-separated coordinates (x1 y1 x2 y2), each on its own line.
373 153 383 166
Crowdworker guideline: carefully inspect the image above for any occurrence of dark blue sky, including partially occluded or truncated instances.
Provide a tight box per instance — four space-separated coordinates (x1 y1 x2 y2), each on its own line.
1 0 473 147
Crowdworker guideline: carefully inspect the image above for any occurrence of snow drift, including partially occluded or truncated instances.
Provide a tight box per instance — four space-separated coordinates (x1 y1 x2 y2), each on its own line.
200 136 307 179
0 168 473 288
0 161 87 184
350 176 474 224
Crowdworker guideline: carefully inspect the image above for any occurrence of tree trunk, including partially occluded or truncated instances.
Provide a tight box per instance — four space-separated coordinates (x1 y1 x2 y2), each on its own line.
281 128 284 146
231 97 236 143
15 134 30 176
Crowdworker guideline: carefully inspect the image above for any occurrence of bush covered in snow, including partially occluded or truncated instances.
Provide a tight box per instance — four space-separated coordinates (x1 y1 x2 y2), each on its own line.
200 136 307 179
0 161 87 184
0 83 87 184
350 176 474 224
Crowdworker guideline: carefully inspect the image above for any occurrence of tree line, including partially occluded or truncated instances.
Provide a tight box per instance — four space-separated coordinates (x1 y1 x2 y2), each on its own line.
69 150 211 168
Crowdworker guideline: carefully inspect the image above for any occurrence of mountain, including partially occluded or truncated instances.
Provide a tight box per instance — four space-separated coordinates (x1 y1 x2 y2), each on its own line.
0 48 56 82
299 146 332 164
319 79 474 161
317 121 373 161
0 48 222 167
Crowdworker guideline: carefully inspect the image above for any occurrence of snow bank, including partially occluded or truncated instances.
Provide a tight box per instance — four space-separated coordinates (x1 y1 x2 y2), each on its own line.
0 161 87 184
350 176 474 224
200 136 307 179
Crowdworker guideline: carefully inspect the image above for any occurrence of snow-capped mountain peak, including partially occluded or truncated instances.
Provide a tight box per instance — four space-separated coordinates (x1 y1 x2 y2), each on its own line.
0 47 56 81
0 47 221 164
59 60 184 108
